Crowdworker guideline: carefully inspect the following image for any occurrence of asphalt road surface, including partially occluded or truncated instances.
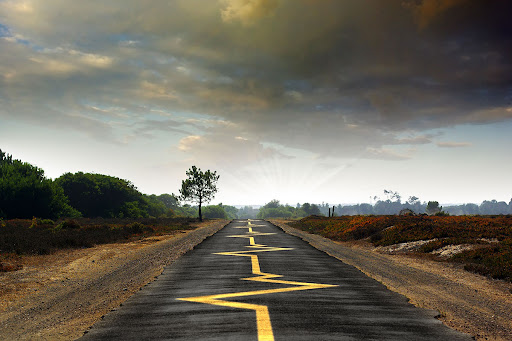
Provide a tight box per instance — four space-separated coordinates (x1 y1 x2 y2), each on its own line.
81 219 473 340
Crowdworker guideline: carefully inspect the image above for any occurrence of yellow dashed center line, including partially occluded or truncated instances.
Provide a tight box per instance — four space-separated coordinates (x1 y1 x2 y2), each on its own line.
177 220 337 341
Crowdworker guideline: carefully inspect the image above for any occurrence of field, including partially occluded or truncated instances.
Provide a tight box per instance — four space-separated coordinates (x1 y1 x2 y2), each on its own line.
289 215 512 281
0 217 200 271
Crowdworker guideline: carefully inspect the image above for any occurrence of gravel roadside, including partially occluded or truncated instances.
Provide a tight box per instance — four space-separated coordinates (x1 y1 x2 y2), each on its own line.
270 220 512 341
0 219 229 341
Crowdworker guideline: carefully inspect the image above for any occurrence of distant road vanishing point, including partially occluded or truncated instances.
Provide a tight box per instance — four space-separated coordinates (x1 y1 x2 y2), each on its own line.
81 220 473 340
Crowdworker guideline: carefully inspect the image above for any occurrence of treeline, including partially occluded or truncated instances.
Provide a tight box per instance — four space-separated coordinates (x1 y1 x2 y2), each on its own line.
322 201 512 216
0 150 79 219
2 149 510 220
0 149 238 220
317 190 512 216
253 190 512 218
255 200 321 219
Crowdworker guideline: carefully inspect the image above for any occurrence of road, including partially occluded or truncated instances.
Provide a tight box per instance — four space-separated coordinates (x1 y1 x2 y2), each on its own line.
81 219 472 340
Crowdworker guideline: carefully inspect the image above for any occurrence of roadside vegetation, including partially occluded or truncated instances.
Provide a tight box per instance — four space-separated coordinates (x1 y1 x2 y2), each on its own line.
0 149 234 272
288 215 512 282
0 149 238 222
0 216 206 271
2 147 512 281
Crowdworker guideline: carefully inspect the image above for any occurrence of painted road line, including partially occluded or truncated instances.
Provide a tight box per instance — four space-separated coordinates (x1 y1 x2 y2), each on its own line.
177 220 338 341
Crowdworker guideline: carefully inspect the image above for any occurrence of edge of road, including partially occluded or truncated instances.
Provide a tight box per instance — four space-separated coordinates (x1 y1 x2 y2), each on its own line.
268 219 512 341
0 219 231 341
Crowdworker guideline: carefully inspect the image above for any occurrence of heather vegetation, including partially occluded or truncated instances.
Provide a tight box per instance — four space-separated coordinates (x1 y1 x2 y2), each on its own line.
0 217 199 257
1 149 235 264
289 215 512 282
2 147 512 280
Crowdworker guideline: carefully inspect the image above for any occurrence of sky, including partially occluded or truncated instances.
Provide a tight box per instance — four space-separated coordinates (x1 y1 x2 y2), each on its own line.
1 0 511 206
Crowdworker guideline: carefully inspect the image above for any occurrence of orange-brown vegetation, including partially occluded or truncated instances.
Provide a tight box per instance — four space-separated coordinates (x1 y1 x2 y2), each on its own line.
0 217 201 271
289 215 512 281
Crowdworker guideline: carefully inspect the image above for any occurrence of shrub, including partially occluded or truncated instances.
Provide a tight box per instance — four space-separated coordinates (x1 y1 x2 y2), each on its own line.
56 220 81 230
454 241 512 281
0 217 197 256
40 219 55 226
202 205 228 219
124 222 153 234
289 215 512 282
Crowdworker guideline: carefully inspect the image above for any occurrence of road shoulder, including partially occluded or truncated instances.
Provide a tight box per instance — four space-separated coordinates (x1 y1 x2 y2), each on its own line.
269 219 512 341
0 219 229 341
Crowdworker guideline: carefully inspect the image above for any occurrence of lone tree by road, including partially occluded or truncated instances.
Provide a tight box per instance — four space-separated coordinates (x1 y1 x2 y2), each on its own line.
179 166 220 221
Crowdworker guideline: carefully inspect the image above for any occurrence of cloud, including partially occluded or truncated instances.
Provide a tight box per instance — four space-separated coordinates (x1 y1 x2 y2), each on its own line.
396 135 433 145
178 132 291 170
462 107 512 125
403 0 470 29
138 81 179 101
132 119 193 139
220 0 280 25
1 0 511 163
364 147 413 161
437 141 472 148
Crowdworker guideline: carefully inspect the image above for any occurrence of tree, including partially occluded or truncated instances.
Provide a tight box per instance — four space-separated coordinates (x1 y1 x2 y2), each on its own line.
220 204 239 219
257 207 292 219
480 200 509 215
301 203 321 216
155 193 179 209
358 203 374 215
384 189 401 203
173 204 198 218
0 149 79 219
179 166 219 221
55 172 148 218
463 203 480 215
263 199 280 209
143 194 169 217
375 189 402 214
426 201 442 215
202 205 228 219
238 206 258 219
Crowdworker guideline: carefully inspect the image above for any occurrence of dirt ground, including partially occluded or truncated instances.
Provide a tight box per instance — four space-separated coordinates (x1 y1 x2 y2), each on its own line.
0 220 229 341
270 220 512 341
2 218 511 341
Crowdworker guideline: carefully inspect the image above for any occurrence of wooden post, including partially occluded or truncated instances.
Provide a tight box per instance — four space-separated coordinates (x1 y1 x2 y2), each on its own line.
328 208 331 217
332 206 335 217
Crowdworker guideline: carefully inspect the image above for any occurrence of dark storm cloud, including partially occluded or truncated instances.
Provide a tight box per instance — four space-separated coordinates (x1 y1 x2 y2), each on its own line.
1 0 511 159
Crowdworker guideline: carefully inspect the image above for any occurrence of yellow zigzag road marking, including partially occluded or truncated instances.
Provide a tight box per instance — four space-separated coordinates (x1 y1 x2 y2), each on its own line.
177 220 337 341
